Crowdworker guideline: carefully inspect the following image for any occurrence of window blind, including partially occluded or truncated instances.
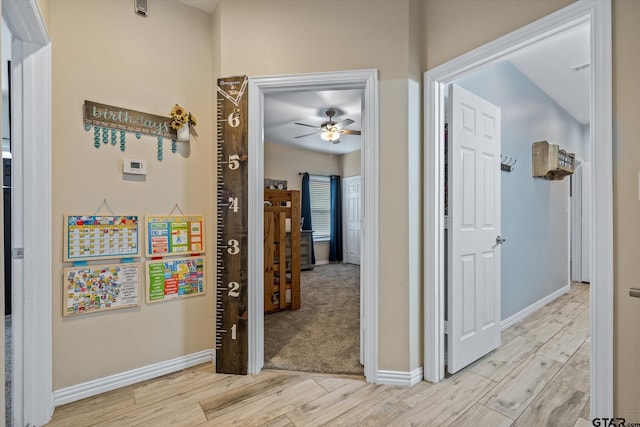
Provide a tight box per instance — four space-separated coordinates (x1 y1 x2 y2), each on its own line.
309 175 331 241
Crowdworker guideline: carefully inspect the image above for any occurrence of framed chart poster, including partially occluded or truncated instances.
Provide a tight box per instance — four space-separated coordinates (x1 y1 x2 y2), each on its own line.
145 215 205 257
63 263 140 316
146 256 206 303
64 215 139 261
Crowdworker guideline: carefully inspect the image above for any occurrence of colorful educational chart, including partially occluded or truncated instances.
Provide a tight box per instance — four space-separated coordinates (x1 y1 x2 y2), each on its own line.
146 256 206 302
63 264 140 316
64 215 139 261
145 215 204 257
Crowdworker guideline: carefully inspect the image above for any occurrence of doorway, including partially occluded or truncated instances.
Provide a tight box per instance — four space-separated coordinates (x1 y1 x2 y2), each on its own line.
247 69 379 381
424 0 612 417
261 94 363 374
2 0 53 424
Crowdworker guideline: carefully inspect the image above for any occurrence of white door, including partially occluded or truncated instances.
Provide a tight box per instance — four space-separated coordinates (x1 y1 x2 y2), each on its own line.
343 175 361 265
448 84 502 374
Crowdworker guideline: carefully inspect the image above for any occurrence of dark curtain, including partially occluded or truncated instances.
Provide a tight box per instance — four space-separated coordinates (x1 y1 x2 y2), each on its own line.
300 173 315 264
329 175 343 262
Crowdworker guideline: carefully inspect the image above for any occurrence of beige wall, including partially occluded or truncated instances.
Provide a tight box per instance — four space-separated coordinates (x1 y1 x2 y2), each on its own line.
340 150 361 178
49 0 214 389
216 0 419 371
37 0 51 31
264 141 341 263
612 0 640 419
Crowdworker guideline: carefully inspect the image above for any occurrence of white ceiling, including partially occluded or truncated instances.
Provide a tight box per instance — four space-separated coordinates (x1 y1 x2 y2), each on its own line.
510 24 590 125
264 89 364 155
177 0 218 14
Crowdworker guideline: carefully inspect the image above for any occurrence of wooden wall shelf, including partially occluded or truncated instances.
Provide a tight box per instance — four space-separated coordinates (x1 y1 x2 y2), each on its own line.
532 140 575 181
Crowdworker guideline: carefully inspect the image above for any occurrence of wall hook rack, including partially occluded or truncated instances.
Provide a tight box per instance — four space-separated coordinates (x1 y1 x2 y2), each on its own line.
501 155 516 172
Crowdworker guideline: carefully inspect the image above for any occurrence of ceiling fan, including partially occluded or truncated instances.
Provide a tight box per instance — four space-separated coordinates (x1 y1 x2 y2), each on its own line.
294 109 361 144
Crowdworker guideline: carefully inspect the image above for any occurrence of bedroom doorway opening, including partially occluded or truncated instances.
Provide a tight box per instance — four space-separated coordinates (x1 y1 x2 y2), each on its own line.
247 70 379 382
261 88 364 375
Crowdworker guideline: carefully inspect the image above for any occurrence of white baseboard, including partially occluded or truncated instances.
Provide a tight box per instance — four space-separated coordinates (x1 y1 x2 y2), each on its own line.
376 367 423 387
314 260 329 265
501 284 571 330
53 349 215 406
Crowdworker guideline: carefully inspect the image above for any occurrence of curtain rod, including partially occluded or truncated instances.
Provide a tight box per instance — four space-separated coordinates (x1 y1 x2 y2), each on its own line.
299 172 340 179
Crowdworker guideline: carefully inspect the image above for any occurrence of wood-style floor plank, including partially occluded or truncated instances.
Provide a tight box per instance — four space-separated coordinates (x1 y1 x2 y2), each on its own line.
552 342 590 393
133 402 206 427
389 371 496 426
324 395 409 427
513 381 588 427
447 403 513 427
470 335 541 382
536 326 588 363
286 380 373 426
481 354 562 419
199 372 306 419
201 378 327 426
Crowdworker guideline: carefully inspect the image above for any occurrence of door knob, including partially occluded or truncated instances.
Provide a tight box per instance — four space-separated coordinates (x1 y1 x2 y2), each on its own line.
496 236 506 245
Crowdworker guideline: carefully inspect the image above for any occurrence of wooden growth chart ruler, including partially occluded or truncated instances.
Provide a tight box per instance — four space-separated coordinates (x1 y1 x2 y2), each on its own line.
216 75 249 374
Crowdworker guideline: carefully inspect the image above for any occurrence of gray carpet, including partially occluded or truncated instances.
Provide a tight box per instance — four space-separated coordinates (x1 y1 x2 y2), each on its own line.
264 263 363 376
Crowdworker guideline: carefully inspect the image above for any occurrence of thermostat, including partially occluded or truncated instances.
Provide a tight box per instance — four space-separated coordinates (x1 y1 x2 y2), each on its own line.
123 159 147 175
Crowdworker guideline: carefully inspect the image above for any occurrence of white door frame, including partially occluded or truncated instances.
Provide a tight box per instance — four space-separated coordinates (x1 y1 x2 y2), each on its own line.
3 0 53 425
247 69 379 381
423 0 612 418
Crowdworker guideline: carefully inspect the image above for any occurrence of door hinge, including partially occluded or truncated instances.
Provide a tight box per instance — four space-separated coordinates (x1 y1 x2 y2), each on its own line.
12 247 24 259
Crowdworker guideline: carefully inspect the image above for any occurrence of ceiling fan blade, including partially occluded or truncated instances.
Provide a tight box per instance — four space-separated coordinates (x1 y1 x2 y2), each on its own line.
340 129 361 136
294 131 320 139
294 122 321 129
332 118 355 130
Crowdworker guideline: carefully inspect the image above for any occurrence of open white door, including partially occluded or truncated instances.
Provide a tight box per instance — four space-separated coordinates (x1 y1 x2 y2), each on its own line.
448 84 501 374
343 175 361 265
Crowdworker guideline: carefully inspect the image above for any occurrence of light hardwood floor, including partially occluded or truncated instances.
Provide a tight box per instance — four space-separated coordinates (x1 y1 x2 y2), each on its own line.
46 282 590 427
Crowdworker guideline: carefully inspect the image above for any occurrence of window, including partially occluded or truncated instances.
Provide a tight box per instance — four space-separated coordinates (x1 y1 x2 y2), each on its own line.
309 175 331 241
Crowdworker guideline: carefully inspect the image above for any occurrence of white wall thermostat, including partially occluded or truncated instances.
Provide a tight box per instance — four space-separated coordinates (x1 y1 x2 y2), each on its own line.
123 159 147 175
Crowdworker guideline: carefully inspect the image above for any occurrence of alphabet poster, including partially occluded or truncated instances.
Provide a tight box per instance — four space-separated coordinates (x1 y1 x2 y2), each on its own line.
63 263 140 316
146 256 206 303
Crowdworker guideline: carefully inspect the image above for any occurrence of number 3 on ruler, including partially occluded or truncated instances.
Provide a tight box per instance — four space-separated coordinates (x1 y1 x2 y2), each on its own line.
227 239 239 255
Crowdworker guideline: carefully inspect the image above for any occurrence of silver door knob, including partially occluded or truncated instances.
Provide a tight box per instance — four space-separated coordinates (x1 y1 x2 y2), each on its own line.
496 236 506 245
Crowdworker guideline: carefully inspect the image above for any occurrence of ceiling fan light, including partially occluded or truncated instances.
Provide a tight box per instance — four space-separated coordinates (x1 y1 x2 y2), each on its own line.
321 130 340 142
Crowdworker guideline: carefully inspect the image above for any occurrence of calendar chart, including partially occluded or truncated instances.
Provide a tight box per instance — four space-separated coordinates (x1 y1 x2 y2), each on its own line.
64 215 139 261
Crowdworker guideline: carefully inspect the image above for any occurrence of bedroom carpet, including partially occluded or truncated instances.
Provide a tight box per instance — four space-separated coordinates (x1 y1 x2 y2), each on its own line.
264 263 363 376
